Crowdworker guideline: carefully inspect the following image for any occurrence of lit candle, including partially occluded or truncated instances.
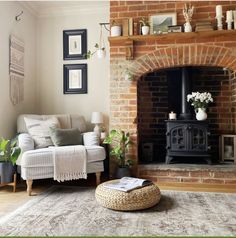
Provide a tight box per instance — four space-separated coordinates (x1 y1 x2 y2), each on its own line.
226 10 233 22
216 5 222 17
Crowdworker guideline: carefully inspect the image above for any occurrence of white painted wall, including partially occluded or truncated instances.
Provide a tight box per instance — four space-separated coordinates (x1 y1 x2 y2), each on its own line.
36 3 110 130
0 2 37 138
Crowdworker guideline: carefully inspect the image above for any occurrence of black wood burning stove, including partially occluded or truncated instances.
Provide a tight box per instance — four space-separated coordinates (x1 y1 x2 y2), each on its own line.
165 67 211 164
166 120 211 164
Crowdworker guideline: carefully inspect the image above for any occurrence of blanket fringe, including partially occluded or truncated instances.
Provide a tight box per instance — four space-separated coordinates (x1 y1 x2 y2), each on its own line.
55 172 87 182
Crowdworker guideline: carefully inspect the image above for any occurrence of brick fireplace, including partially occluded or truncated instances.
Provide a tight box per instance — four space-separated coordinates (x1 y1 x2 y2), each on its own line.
109 1 236 184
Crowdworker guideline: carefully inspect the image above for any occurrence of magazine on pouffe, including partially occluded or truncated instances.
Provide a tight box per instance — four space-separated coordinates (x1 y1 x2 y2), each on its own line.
103 177 153 192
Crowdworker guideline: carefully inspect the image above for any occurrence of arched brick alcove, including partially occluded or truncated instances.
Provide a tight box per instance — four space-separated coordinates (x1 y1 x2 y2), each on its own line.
109 43 236 176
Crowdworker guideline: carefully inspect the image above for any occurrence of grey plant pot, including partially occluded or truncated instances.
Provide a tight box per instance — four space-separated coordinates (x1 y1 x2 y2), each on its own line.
116 167 131 179
0 161 14 184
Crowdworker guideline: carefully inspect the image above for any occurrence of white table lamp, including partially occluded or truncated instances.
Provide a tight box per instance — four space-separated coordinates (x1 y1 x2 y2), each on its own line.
91 112 104 136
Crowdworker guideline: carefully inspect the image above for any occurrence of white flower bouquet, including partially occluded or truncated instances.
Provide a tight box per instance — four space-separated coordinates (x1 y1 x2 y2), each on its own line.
187 92 213 109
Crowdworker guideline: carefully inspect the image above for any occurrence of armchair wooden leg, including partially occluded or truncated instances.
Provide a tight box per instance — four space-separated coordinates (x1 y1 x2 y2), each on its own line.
26 179 33 196
95 172 101 185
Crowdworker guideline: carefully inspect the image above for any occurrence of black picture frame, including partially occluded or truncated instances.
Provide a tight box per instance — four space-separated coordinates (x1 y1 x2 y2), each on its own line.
63 64 87 94
63 29 87 60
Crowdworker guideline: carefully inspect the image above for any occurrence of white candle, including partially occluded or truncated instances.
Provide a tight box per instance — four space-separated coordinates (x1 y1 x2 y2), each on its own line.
233 10 236 20
216 5 222 17
226 10 233 22
169 111 176 120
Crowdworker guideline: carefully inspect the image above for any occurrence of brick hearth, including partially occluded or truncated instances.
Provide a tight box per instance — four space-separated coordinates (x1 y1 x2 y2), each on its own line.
109 1 236 184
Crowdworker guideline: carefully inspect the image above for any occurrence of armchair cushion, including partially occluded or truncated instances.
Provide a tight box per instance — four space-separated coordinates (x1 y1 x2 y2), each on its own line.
17 133 34 166
24 117 60 149
50 128 82 146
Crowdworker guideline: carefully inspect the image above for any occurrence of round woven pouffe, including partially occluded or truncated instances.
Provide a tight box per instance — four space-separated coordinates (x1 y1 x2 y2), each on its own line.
95 180 161 211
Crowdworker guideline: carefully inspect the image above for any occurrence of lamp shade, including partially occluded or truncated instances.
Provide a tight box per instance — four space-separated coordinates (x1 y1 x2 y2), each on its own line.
91 112 103 124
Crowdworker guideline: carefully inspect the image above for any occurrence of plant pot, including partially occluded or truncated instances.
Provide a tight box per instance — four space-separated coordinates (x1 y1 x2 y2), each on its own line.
111 25 122 37
97 49 106 59
141 26 150 35
0 162 14 184
195 108 207 121
116 167 131 179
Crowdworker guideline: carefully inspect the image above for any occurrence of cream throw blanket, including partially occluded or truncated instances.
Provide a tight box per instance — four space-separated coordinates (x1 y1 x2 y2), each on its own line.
52 145 87 182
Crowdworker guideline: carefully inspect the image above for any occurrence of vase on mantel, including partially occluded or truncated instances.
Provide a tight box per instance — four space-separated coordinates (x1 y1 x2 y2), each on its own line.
195 108 207 121
184 21 192 32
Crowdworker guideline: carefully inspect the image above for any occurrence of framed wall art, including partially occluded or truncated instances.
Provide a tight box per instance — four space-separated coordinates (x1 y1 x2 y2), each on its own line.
63 29 87 60
150 13 177 34
63 64 87 94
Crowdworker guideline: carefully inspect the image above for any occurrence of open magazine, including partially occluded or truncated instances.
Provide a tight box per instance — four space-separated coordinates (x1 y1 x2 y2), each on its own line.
103 177 153 192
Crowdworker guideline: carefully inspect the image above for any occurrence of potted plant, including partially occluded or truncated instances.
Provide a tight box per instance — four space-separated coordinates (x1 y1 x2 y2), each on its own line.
103 129 133 178
0 137 21 184
139 17 150 35
85 43 106 59
110 20 122 37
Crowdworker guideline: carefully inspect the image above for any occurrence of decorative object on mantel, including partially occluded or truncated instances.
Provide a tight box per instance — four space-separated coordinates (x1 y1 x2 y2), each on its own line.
195 21 214 32
110 20 121 37
9 34 24 105
139 17 150 35
150 13 177 34
234 11 236 29
226 10 233 30
220 134 236 163
215 5 223 30
183 3 194 32
187 92 213 121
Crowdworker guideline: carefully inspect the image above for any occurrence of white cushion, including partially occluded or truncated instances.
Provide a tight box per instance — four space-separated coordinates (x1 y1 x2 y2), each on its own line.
17 114 87 133
83 132 100 146
24 117 60 149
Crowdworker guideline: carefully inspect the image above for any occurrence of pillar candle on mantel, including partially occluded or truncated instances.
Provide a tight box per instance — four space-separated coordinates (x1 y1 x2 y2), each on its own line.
226 10 233 22
216 5 222 17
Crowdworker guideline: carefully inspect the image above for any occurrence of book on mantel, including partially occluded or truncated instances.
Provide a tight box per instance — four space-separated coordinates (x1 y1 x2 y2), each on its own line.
103 177 153 192
195 21 214 32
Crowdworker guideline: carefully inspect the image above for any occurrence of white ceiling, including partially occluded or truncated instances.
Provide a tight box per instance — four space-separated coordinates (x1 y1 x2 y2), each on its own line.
19 1 109 17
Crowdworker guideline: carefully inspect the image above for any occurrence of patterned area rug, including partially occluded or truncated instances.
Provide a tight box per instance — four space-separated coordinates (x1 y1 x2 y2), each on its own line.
0 186 235 236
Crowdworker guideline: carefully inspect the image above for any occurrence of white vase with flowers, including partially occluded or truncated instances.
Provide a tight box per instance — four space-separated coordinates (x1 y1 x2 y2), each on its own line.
187 92 213 121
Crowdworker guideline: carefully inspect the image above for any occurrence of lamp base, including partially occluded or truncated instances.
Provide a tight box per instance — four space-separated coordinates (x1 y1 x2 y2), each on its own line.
94 124 101 137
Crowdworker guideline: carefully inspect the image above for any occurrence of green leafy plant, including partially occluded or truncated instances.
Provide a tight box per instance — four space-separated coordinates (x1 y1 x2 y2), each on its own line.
0 137 21 165
84 43 105 59
103 129 133 168
139 17 150 27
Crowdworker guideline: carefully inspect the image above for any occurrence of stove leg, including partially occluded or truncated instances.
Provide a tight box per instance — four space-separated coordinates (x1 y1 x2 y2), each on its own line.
166 156 173 164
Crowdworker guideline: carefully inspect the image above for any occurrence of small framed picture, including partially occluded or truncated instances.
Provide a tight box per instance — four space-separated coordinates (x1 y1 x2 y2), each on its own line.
63 64 87 94
150 13 177 34
63 29 87 60
168 25 183 33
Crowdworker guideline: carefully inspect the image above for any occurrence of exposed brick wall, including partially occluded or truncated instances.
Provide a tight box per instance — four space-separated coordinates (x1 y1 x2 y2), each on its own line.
110 1 236 29
109 1 236 178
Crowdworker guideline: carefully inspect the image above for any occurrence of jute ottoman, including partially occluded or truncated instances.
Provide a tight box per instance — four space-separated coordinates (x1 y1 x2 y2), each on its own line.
95 180 161 211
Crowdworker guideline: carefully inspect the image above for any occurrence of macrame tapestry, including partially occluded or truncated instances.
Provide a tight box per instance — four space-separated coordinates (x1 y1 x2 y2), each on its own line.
9 35 24 105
